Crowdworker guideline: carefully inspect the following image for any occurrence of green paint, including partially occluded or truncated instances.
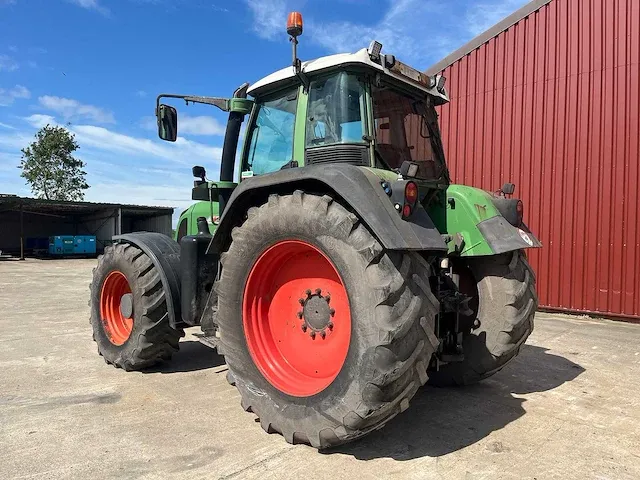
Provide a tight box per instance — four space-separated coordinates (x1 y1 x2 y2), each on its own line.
293 85 307 166
228 98 254 114
175 201 220 240
428 184 500 256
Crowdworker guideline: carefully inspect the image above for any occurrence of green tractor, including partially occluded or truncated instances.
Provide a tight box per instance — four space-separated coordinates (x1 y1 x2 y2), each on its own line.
90 13 540 448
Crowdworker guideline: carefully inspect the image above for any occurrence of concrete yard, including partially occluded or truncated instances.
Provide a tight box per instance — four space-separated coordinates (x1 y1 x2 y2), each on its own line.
1 258 639 480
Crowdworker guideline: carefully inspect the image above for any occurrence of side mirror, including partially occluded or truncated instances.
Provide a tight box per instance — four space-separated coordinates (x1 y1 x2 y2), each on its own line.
157 104 177 142
501 182 516 195
192 165 206 181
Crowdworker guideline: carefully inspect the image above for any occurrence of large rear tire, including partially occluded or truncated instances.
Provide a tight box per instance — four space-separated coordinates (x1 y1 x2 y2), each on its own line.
90 242 184 371
429 251 537 386
215 191 440 448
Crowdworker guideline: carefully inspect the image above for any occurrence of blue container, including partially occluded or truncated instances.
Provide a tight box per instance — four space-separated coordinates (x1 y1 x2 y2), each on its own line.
49 236 75 255
73 235 96 255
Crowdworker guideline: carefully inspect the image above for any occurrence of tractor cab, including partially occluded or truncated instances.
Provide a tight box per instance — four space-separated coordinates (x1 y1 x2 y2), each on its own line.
241 46 450 188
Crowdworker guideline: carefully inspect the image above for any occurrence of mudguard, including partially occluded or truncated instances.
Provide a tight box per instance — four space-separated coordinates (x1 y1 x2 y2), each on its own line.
431 184 542 256
208 163 448 254
112 232 183 328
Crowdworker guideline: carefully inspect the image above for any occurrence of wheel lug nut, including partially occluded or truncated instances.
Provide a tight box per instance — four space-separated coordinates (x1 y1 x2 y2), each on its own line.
329 308 335 317
305 289 312 297
301 323 307 332
297 311 303 319
320 331 326 339
309 331 316 339
315 288 322 295
327 321 334 330
325 295 331 303
299 298 305 305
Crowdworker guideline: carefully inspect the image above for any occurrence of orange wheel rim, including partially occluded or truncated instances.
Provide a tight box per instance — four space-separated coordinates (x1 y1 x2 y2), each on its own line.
100 270 133 345
243 240 351 397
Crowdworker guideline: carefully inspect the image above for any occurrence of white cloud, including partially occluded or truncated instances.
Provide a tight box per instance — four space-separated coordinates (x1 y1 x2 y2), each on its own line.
71 124 222 166
141 114 226 136
67 0 110 16
24 114 56 128
38 96 116 124
136 90 147 97
244 0 287 40
0 54 18 72
85 181 192 210
465 0 526 36
0 85 30 106
180 115 226 136
0 121 15 130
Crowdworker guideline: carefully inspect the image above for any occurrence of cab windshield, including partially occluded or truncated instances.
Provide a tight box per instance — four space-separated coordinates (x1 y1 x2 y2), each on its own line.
372 83 447 181
244 87 297 176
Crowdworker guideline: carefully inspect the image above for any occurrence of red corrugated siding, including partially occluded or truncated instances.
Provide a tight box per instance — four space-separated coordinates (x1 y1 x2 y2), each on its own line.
436 0 640 319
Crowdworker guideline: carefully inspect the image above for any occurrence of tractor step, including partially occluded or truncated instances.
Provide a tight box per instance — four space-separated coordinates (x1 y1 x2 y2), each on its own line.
194 332 220 351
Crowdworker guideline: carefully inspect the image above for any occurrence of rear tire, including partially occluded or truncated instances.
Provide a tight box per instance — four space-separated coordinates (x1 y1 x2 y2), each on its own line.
215 191 440 448
90 242 184 371
429 251 537 386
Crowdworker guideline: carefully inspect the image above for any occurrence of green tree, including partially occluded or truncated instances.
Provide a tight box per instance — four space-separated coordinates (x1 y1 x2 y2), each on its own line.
19 124 89 201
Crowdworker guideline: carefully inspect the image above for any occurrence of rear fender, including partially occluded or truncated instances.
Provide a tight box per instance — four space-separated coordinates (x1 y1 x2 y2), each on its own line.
112 232 183 329
433 184 542 256
207 164 448 255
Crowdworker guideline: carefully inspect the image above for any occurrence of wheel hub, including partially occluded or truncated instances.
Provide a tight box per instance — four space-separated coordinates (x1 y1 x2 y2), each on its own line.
120 293 134 319
299 289 335 339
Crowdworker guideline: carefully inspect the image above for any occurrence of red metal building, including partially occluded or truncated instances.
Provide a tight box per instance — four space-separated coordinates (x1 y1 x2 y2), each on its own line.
427 0 640 320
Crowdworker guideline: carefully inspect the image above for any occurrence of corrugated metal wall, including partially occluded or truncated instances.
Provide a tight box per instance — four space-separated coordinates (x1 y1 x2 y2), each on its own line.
434 0 640 319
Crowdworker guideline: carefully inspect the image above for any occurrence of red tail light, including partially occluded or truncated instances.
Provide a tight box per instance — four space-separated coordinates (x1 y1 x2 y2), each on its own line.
405 181 418 204
402 182 418 219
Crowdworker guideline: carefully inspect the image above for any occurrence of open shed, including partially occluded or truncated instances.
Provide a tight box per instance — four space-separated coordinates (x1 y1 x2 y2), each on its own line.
0 194 174 258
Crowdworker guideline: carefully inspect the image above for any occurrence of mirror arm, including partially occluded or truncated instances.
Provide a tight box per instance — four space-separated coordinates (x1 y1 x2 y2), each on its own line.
156 94 231 113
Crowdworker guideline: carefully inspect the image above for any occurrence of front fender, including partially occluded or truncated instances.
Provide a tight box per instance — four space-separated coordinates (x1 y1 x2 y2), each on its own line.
208 164 448 254
112 232 183 328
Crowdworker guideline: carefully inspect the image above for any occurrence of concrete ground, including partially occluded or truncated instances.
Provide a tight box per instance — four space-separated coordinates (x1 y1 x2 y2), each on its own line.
1 258 639 480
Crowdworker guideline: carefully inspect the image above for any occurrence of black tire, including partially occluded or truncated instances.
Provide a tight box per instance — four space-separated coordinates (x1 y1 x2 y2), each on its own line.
90 242 184 371
215 191 440 448
429 250 537 386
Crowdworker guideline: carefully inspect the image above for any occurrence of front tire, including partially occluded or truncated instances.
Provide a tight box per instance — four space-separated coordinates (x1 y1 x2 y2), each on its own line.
216 191 440 448
429 250 537 386
90 242 184 371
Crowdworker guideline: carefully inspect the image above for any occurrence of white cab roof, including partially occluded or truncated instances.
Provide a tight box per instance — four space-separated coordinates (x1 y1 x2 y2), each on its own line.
247 47 449 104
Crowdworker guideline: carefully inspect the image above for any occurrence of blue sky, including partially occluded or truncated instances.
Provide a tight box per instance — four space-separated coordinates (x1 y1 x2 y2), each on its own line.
0 0 528 224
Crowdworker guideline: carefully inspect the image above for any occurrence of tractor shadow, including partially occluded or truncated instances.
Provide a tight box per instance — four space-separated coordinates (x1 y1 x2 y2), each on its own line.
329 344 585 460
144 340 226 374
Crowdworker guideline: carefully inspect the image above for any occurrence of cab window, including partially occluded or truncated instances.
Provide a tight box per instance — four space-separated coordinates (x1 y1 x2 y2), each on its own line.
306 72 366 147
244 88 297 176
372 84 443 180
